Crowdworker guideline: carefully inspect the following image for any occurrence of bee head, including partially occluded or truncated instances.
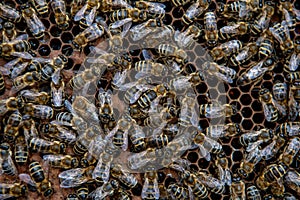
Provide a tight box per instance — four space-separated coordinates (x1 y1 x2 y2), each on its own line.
43 188 53 197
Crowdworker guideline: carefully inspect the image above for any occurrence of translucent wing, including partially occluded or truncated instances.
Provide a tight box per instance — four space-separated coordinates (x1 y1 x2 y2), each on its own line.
260 140 276 160
14 34 28 41
289 53 300 71
147 2 166 14
197 144 211 161
112 70 128 88
111 18 132 29
85 6 96 26
43 154 65 162
121 20 132 38
12 62 29 78
74 3 87 21
92 157 111 183
122 130 129 151
19 173 36 187
220 24 240 34
186 2 202 19
246 140 263 153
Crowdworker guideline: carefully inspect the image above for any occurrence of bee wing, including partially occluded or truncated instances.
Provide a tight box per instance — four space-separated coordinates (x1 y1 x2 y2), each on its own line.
19 173 37 187
122 130 129 151
112 70 127 88
121 20 132 38
14 34 28 41
130 26 152 41
186 2 202 18
262 103 275 122
0 194 16 200
43 154 65 162
293 7 300 20
285 171 300 184
260 140 276 160
198 144 211 161
141 178 150 199
58 168 86 179
188 186 195 200
245 60 267 79
88 186 108 199
142 49 152 60
31 14 46 32
218 166 232 186
246 139 263 153
92 158 111 182
215 71 234 83
111 18 133 29
60 176 87 188
147 2 166 14
85 6 96 26
74 3 88 21
220 24 240 34
272 98 287 116
289 53 300 71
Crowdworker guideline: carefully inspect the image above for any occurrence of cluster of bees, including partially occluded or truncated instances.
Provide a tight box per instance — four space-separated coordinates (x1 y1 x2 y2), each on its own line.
0 0 300 199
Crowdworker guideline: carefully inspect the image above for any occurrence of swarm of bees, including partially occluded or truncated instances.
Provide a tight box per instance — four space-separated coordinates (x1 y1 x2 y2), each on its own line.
0 0 300 199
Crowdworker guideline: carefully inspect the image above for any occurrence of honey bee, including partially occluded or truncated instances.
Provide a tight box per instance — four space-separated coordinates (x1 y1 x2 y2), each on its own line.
239 128 274 147
30 0 48 15
134 1 165 16
167 183 189 200
12 71 41 92
110 164 138 189
157 44 188 64
215 153 232 186
134 60 168 79
40 54 68 82
27 136 66 155
70 0 84 18
20 3 46 40
205 123 241 139
14 136 28 165
19 90 48 105
142 167 160 200
285 52 300 72
272 81 288 102
88 180 119 199
3 110 22 142
76 185 89 200
0 97 23 116
2 22 17 42
196 171 225 194
229 42 258 66
246 185 261 200
50 79 65 111
210 40 243 61
287 82 299 121
20 161 53 197
259 88 279 122
285 71 300 83
204 12 218 46
55 112 87 131
80 152 97 167
0 3 21 23
178 95 198 128
174 23 203 48
43 155 79 169
284 170 300 194
237 57 276 86
256 36 274 59
0 183 27 199
51 0 69 30
269 21 294 54
0 143 17 176
281 8 297 31
129 122 146 152
0 34 31 58
146 133 173 149
74 0 100 29
98 88 116 130
219 22 249 41
58 166 95 188
23 103 53 120
250 7 273 35
256 163 288 190
136 84 168 109
192 131 223 161
275 122 300 137
66 194 80 200
199 101 237 118
278 137 300 166
72 23 105 49
109 8 148 23
127 148 157 170
202 61 237 83
182 1 210 26
230 175 246 200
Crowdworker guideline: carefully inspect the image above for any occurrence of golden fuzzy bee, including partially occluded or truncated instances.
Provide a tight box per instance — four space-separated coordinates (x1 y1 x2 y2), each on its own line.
0 34 31 58
0 97 23 116
110 164 138 189
3 110 22 142
205 123 241 139
74 0 100 29
258 88 279 122
182 1 210 25
0 3 21 23
167 183 189 200
0 183 27 199
43 155 79 169
134 60 168 79
59 166 95 188
142 166 160 200
98 88 116 130
210 40 243 61
51 0 70 30
237 57 276 86
2 22 17 42
229 42 258 66
219 22 249 41
202 61 237 83
109 8 148 23
239 128 274 147
19 161 53 197
20 3 46 40
246 185 261 200
230 175 246 200
14 136 28 165
27 136 66 154
204 12 218 46
72 23 105 49
30 0 49 15
199 101 237 118
0 143 17 176
12 71 41 92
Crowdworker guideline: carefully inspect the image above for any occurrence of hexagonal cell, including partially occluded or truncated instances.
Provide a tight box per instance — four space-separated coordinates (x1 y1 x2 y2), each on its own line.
62 45 73 56
29 38 40 50
232 150 243 162
187 151 199 163
252 113 265 124
61 32 73 43
50 38 62 50
50 26 62 37
241 107 253 118
240 93 252 106
38 45 51 56
172 7 184 18
242 119 254 130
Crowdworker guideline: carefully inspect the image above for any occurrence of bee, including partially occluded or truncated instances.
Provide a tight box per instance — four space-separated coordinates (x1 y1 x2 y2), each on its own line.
157 44 188 64
230 175 246 200
70 0 85 18
74 0 101 29
136 84 168 109
284 170 300 194
259 88 279 122
256 36 274 59
278 137 300 166
178 95 198 128
202 61 237 83
66 194 80 200
275 122 300 137
142 167 160 200
58 166 95 188
19 90 49 105
133 1 165 15
246 185 261 200
144 107 176 129
72 23 105 49
134 60 168 79
272 81 288 102
205 123 241 139
117 190 131 200
215 153 232 186
229 42 258 66
167 183 189 200
127 148 157 170
146 133 173 149
0 143 17 176
20 161 54 197
109 8 148 23
4 110 22 142
76 185 89 200
2 22 17 42
55 112 87 131
286 71 300 83
0 3 21 22
20 3 46 40
285 52 300 72
50 80 65 111
129 122 146 152
12 71 41 92
219 22 249 41
250 3 274 35
210 40 243 61
256 163 288 190
40 54 68 82
281 8 297 31
98 88 115 127
43 155 79 169
269 21 294 54
0 34 31 58
27 135 66 154
0 97 23 116
14 136 28 165
23 103 53 120
239 128 274 147
204 12 218 46
110 164 138 189
0 183 27 199
192 131 223 161
237 57 276 86
199 101 237 118
196 171 225 194
88 180 119 199
80 152 97 167
30 0 48 15
182 1 210 26
51 0 69 30
174 23 203 48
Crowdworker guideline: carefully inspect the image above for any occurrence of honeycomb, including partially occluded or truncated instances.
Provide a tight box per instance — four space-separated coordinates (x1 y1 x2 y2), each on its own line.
0 0 300 199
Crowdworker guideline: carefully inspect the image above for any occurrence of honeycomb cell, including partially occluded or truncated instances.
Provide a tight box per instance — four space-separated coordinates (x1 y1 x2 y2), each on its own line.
230 138 243 150
49 13 56 24
187 151 199 163
72 25 81 36
252 113 264 124
131 183 142 196
197 158 210 169
157 171 166 183
241 107 252 118
172 20 184 31
232 150 243 162
172 7 184 18
73 64 82 71
41 19 50 29
163 14 173 25
242 119 254 130
62 45 73 56
61 32 73 43
222 144 233 156
50 38 62 50
251 100 262 111
240 94 252 106
50 26 62 37
38 45 51 56
65 58 74 70
29 38 40 50
228 88 240 99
